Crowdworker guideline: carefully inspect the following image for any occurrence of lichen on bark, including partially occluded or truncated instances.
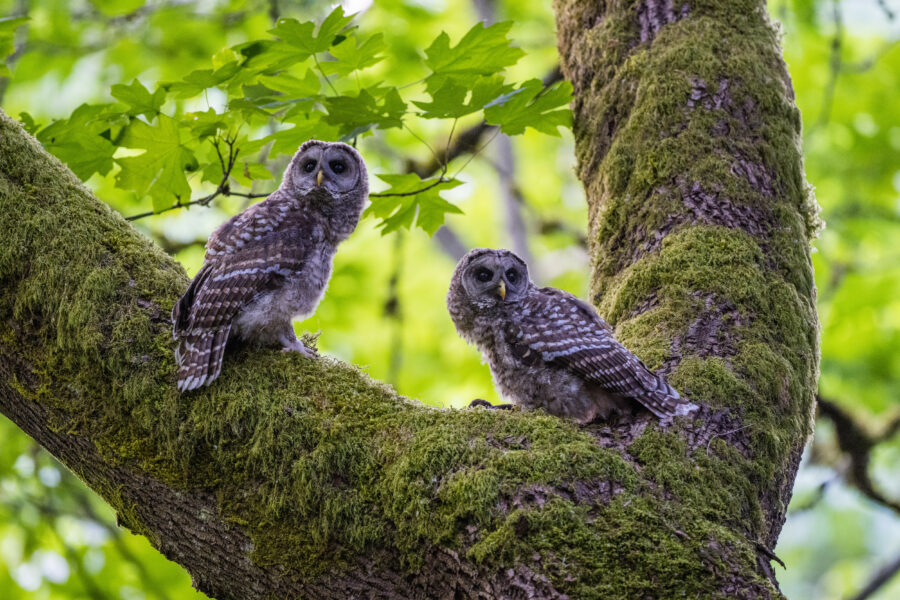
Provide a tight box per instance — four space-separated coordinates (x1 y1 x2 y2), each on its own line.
0 0 818 596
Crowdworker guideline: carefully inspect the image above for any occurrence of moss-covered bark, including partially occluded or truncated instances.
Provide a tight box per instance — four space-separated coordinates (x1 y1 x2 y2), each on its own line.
553 0 818 593
0 1 816 595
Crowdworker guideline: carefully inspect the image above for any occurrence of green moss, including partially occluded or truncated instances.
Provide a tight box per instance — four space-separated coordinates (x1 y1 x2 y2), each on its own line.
0 106 652 586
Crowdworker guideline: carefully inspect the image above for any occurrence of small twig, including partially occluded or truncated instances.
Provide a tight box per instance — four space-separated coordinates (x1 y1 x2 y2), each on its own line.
404 122 445 177
385 232 405 385
214 137 228 173
450 127 501 179
847 551 900 600
817 395 900 515
313 54 339 96
370 126 502 200
268 0 280 23
753 540 787 570
809 0 843 135
787 475 834 514
126 137 268 221
875 0 896 22
369 176 450 199
705 424 751 456
368 122 455 199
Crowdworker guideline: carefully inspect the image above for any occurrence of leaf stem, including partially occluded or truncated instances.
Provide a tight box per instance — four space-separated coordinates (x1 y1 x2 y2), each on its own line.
126 136 267 221
313 53 340 96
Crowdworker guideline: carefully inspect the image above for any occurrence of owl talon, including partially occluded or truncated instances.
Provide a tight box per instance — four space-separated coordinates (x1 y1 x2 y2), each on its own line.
281 340 317 357
281 342 319 358
468 399 513 410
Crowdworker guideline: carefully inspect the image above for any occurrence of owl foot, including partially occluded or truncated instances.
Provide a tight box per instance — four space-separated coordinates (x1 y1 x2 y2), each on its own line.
468 399 513 410
280 337 317 358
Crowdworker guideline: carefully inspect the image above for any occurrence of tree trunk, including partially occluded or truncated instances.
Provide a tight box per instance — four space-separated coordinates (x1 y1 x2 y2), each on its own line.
0 0 817 596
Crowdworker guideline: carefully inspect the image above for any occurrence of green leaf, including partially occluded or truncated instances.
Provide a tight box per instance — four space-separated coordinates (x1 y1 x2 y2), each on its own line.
230 161 274 187
183 109 227 139
412 75 511 119
247 70 321 116
116 115 199 209
18 112 40 135
264 113 341 156
484 79 573 136
0 16 28 77
323 88 405 139
88 0 145 17
110 79 166 118
36 104 118 180
423 22 524 92
258 69 321 98
228 97 277 119
323 32 385 75
316 6 355 50
268 7 353 56
165 61 241 98
267 19 316 57
232 39 310 74
367 173 464 235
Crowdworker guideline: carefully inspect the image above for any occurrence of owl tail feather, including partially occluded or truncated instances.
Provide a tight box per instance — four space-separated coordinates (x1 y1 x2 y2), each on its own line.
175 326 231 393
639 373 699 420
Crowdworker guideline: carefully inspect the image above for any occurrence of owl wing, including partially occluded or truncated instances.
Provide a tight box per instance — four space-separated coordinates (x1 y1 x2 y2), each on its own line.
502 287 695 419
204 192 294 259
172 224 310 391
185 230 308 333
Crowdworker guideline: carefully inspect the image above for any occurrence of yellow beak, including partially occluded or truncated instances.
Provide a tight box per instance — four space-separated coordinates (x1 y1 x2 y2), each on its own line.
498 279 506 301
316 169 324 187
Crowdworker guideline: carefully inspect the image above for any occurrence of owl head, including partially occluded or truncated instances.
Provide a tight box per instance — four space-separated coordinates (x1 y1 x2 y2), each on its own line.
448 248 532 328
283 140 368 199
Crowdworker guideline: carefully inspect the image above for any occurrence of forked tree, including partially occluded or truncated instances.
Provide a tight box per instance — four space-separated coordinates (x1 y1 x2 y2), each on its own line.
0 0 818 597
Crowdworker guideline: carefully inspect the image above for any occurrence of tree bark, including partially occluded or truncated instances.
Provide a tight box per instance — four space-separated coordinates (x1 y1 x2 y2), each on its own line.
0 0 817 597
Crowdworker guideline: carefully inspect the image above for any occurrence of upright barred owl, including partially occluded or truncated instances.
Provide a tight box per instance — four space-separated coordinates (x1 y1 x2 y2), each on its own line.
172 140 368 392
447 249 698 423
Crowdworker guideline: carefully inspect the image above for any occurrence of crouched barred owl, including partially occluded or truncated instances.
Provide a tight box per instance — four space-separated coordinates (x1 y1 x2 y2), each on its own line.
447 248 698 423
172 140 368 392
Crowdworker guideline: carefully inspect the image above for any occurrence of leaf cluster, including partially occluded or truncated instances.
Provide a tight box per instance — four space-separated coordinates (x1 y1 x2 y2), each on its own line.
17 7 572 233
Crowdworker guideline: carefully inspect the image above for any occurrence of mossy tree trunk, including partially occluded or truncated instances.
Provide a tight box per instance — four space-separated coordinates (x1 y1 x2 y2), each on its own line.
0 0 816 597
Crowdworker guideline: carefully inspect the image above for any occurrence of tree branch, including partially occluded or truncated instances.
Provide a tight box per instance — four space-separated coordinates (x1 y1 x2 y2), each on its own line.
816 396 900 515
848 551 900 600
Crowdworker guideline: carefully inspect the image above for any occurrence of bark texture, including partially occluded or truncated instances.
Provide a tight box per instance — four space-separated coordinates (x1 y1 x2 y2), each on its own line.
0 0 817 597
554 0 819 592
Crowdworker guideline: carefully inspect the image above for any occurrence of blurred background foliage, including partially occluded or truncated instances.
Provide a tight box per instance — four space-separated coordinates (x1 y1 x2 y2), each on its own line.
0 0 897 598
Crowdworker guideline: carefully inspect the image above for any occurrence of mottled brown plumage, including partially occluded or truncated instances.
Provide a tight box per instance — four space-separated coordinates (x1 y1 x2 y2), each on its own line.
447 248 698 423
172 140 368 392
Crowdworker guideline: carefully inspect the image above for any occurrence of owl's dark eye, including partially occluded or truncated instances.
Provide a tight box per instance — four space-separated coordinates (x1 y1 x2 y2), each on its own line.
330 160 346 174
304 160 317 173
475 267 493 282
505 269 518 284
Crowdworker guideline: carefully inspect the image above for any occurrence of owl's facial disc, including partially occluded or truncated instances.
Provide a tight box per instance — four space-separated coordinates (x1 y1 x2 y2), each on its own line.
319 145 360 194
462 250 529 307
289 142 361 196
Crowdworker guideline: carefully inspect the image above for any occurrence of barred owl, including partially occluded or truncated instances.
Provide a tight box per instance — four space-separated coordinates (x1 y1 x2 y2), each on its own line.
172 140 368 392
447 248 698 423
